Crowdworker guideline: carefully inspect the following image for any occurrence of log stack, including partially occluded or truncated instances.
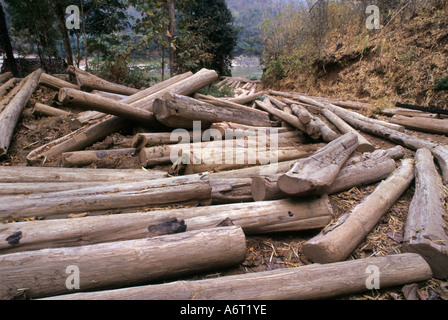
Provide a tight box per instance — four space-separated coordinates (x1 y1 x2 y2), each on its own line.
0 68 444 300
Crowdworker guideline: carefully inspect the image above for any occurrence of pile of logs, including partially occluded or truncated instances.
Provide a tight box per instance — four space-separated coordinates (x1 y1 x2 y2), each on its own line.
0 68 446 300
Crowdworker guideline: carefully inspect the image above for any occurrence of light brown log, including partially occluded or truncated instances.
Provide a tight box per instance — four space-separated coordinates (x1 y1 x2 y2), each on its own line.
320 108 375 153
33 102 71 118
44 253 432 300
26 69 218 161
0 165 166 183
39 72 80 91
0 226 247 300
228 92 265 105
183 144 326 175
0 174 211 220
255 100 307 132
62 148 137 167
0 69 43 157
290 104 339 141
297 96 405 132
91 90 127 101
403 148 448 279
432 145 448 184
0 74 29 112
68 66 139 96
0 197 333 254
277 132 359 196
210 122 292 137
0 71 13 84
0 77 20 97
251 148 400 201
132 131 197 149
391 115 448 136
302 158 415 263
58 88 156 126
382 108 448 119
153 93 272 128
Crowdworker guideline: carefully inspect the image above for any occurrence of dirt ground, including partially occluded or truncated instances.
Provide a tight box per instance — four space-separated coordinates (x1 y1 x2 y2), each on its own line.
1 86 448 300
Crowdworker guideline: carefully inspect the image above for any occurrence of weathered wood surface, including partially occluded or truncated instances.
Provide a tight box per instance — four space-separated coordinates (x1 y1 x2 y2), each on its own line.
0 226 247 300
302 159 415 263
62 148 137 167
33 102 71 118
43 253 432 300
391 114 448 136
38 72 80 91
403 148 448 279
277 132 359 196
0 197 333 254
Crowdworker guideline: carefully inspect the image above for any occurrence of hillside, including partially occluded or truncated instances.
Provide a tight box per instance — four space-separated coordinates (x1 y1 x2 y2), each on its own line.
263 1 448 109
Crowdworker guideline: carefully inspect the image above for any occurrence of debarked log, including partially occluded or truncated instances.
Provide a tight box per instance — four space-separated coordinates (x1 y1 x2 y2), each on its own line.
302 158 415 263
43 253 432 300
0 226 247 300
62 148 137 167
0 174 211 220
403 148 448 279
277 132 359 196
0 197 333 254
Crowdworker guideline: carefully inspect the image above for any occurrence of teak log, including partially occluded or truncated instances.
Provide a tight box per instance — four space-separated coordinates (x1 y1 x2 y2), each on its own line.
302 158 415 263
0 226 247 300
251 149 399 201
277 132 359 196
255 100 307 132
0 74 29 113
0 197 333 254
320 108 375 153
391 115 448 136
27 69 217 162
132 131 197 149
153 93 272 128
39 72 80 91
58 88 156 126
0 69 43 157
432 145 448 184
403 148 448 279
44 253 432 300
0 77 20 98
0 174 211 220
33 102 71 118
68 65 139 96
0 166 166 183
62 148 137 167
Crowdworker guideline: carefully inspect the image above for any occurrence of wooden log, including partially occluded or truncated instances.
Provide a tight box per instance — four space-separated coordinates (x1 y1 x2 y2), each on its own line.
132 131 196 149
33 102 71 118
297 96 405 132
432 145 448 184
39 72 80 91
251 147 400 201
255 100 307 132
210 122 292 137
0 226 247 300
0 197 333 254
320 108 375 153
302 158 415 263
0 174 211 221
395 101 448 116
402 148 448 279
0 166 167 183
153 93 272 129
390 115 448 136
277 132 359 196
0 69 43 157
0 77 20 97
228 92 265 105
62 148 137 167
91 90 127 101
44 253 432 300
58 88 156 126
183 144 326 175
68 66 139 96
0 74 29 113
0 71 13 84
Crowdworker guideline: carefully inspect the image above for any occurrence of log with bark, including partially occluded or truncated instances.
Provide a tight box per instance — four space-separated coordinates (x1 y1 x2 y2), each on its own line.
0 166 166 183
62 148 137 167
43 253 432 300
38 72 80 91
390 114 448 136
277 132 359 196
302 158 415 263
153 93 272 128
0 197 333 254
26 69 218 162
58 88 156 126
251 146 403 201
402 148 448 279
68 66 140 96
0 226 247 300
0 174 211 220
0 69 43 157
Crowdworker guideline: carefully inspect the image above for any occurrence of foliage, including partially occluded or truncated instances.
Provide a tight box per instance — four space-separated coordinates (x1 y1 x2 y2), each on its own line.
197 83 234 98
434 75 448 91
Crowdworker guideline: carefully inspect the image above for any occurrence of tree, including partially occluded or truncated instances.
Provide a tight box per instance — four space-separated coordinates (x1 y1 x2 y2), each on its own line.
0 1 18 75
177 0 238 76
